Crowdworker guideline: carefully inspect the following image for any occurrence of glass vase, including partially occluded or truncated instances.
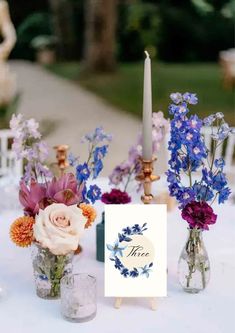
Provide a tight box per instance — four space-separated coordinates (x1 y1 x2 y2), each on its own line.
178 228 210 293
31 243 73 299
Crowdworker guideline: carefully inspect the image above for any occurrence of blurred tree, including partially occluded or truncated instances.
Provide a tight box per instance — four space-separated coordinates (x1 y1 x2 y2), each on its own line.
118 1 160 61
15 12 52 60
8 0 49 26
48 0 77 59
206 0 230 11
84 0 117 72
154 0 234 62
8 0 49 59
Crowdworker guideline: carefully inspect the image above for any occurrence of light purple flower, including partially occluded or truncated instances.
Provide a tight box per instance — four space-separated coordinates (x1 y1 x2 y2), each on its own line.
10 114 51 181
170 92 182 104
68 153 79 166
215 112 224 119
203 114 216 126
183 92 198 105
26 118 41 139
9 113 23 133
37 141 49 162
109 112 169 192
83 126 112 143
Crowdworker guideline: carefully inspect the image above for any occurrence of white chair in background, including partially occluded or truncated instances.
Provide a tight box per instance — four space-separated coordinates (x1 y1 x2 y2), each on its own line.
0 129 22 180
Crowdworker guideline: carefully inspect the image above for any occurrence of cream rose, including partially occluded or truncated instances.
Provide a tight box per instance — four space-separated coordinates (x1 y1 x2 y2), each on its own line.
33 203 87 255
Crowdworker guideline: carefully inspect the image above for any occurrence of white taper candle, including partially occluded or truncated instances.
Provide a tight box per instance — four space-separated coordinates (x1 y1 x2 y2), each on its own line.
142 51 152 160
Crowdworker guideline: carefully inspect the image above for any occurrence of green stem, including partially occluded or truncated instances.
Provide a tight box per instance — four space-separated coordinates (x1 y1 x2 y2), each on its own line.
186 250 196 288
124 165 135 192
49 255 67 298
200 262 206 289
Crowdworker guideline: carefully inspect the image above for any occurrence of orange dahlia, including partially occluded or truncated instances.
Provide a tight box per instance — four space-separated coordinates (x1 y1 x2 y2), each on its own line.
10 216 35 247
80 203 97 229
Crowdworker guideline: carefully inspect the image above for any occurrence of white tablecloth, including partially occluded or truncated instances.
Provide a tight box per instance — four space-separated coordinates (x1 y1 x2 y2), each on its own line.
0 178 235 333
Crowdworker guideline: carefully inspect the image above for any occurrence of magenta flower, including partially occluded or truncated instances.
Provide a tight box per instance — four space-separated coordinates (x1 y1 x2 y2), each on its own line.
181 201 217 230
19 173 83 216
46 173 82 205
19 180 47 216
101 189 131 204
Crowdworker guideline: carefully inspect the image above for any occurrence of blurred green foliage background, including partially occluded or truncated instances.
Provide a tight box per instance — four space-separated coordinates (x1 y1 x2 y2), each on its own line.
8 0 234 62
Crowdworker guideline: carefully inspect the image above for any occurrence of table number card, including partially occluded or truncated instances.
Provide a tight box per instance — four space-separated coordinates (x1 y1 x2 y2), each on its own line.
105 204 167 297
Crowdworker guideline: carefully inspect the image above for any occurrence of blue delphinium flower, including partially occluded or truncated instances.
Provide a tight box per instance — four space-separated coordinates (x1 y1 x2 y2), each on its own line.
202 168 213 185
84 126 112 143
170 92 182 104
183 92 198 105
93 159 103 179
193 183 214 202
81 184 89 204
188 115 202 131
203 114 216 126
167 91 233 210
212 173 227 191
94 145 108 161
179 188 196 207
189 144 207 161
169 104 179 115
169 183 181 198
166 170 178 183
218 187 231 204
218 123 231 140
169 102 189 117
168 155 182 173
87 184 101 203
68 153 79 167
214 158 225 170
76 163 90 182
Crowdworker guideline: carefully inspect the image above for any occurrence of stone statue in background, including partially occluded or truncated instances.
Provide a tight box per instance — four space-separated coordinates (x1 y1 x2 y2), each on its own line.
0 0 16 61
0 1 17 117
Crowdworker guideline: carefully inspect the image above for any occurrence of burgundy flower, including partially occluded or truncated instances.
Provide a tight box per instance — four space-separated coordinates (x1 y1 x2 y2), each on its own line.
181 200 217 230
101 189 131 204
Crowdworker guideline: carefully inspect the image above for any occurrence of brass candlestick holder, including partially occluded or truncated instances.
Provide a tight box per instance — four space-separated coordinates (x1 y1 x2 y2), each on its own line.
54 144 70 176
136 156 160 204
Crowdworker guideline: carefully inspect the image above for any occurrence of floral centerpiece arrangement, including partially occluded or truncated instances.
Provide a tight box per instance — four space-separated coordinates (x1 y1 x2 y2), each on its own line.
166 92 234 293
9 114 111 299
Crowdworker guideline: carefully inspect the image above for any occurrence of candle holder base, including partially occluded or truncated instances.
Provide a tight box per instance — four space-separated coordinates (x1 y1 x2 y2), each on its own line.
136 157 160 204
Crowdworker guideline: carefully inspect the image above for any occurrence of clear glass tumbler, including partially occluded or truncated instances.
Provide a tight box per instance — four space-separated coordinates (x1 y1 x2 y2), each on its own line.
61 274 97 322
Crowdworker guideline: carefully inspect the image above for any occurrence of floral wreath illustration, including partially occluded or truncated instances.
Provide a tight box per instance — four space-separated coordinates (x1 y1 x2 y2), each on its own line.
106 223 153 278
